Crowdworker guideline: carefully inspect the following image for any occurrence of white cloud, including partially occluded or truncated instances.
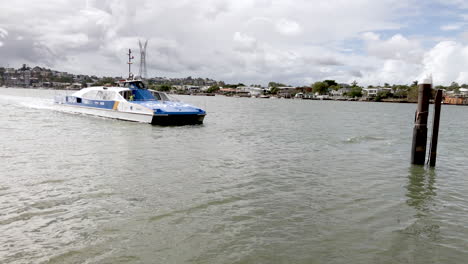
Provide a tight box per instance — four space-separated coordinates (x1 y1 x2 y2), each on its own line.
420 41 468 85
440 23 465 31
275 19 302 35
233 32 258 52
362 32 423 63
357 59 422 85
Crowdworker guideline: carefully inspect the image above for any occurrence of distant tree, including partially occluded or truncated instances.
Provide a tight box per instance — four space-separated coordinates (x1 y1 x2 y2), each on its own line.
348 87 363 98
351 80 358 87
375 90 392 101
51 76 74 83
407 86 419 102
411 80 418 87
393 85 410 98
323 80 338 87
207 85 220 93
268 82 287 88
91 77 116 86
384 83 390 88
0 67 4 84
329 85 340 91
450 81 460 93
312 81 329 95
157 84 172 91
269 86 279 94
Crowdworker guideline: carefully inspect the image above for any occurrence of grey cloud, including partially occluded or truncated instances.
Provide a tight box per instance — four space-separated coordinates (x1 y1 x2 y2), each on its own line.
349 70 363 78
311 57 344 66
0 30 58 66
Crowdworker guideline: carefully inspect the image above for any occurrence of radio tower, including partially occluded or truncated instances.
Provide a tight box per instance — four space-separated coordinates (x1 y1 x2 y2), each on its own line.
138 40 148 79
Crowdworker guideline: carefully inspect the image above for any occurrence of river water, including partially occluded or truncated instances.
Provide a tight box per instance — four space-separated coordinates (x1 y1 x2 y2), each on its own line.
1 87 468 264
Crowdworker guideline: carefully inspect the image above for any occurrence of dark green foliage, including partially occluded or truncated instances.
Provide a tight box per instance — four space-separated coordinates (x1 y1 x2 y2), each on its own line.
268 82 287 88
91 77 116 86
323 80 337 87
270 86 279 94
157 84 172 91
348 87 363 97
375 90 392 101
312 81 329 95
207 85 220 93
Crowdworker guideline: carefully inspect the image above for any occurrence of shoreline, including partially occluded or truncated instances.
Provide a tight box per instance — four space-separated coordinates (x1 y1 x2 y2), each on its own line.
2 86 466 106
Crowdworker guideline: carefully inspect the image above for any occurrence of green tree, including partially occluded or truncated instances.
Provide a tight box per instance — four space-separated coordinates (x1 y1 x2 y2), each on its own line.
351 80 358 87
270 86 279 95
348 87 363 97
407 86 419 102
450 82 460 93
312 81 329 95
323 80 338 87
157 84 172 91
91 77 116 86
393 85 409 98
375 90 392 102
268 82 286 88
207 85 220 93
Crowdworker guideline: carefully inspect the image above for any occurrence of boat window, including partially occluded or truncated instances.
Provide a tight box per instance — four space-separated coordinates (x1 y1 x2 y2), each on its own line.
150 91 171 101
82 90 117 100
152 91 161 100
159 92 170 101
82 90 98 100
128 81 146 89
119 90 133 101
134 82 145 89
96 91 116 100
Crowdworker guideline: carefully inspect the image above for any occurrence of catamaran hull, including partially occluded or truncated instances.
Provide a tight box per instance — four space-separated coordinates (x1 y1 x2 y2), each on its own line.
56 104 154 123
56 104 205 125
152 114 205 126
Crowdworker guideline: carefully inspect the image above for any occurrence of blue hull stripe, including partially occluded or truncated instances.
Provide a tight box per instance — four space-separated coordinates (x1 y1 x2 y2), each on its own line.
64 96 115 110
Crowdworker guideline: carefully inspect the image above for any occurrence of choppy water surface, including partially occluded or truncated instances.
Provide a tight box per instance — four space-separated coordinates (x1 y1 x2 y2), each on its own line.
1 87 468 263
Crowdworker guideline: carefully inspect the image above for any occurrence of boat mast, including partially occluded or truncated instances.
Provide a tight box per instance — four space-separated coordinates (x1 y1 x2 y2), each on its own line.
127 49 134 79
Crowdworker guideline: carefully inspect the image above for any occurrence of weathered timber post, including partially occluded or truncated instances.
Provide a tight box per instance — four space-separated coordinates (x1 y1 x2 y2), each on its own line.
428 89 443 167
411 79 432 165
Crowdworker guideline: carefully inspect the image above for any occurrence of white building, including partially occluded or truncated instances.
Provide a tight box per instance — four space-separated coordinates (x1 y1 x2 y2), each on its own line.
241 86 267 97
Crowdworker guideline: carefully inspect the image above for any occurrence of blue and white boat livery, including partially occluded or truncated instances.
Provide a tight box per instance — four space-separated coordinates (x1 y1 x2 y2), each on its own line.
54 48 206 125
54 79 206 125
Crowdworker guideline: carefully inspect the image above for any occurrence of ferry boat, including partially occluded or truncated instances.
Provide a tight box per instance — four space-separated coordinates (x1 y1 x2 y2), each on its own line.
54 50 206 125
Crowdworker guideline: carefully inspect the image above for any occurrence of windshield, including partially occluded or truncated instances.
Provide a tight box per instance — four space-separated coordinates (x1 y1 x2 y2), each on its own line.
151 91 172 101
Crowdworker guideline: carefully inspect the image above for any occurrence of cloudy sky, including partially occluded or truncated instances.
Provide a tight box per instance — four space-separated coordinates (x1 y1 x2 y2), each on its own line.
0 0 467 86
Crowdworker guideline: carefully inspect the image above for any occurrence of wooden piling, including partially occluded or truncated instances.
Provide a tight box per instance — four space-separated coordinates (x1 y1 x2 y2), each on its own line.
411 82 432 165
429 89 442 167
